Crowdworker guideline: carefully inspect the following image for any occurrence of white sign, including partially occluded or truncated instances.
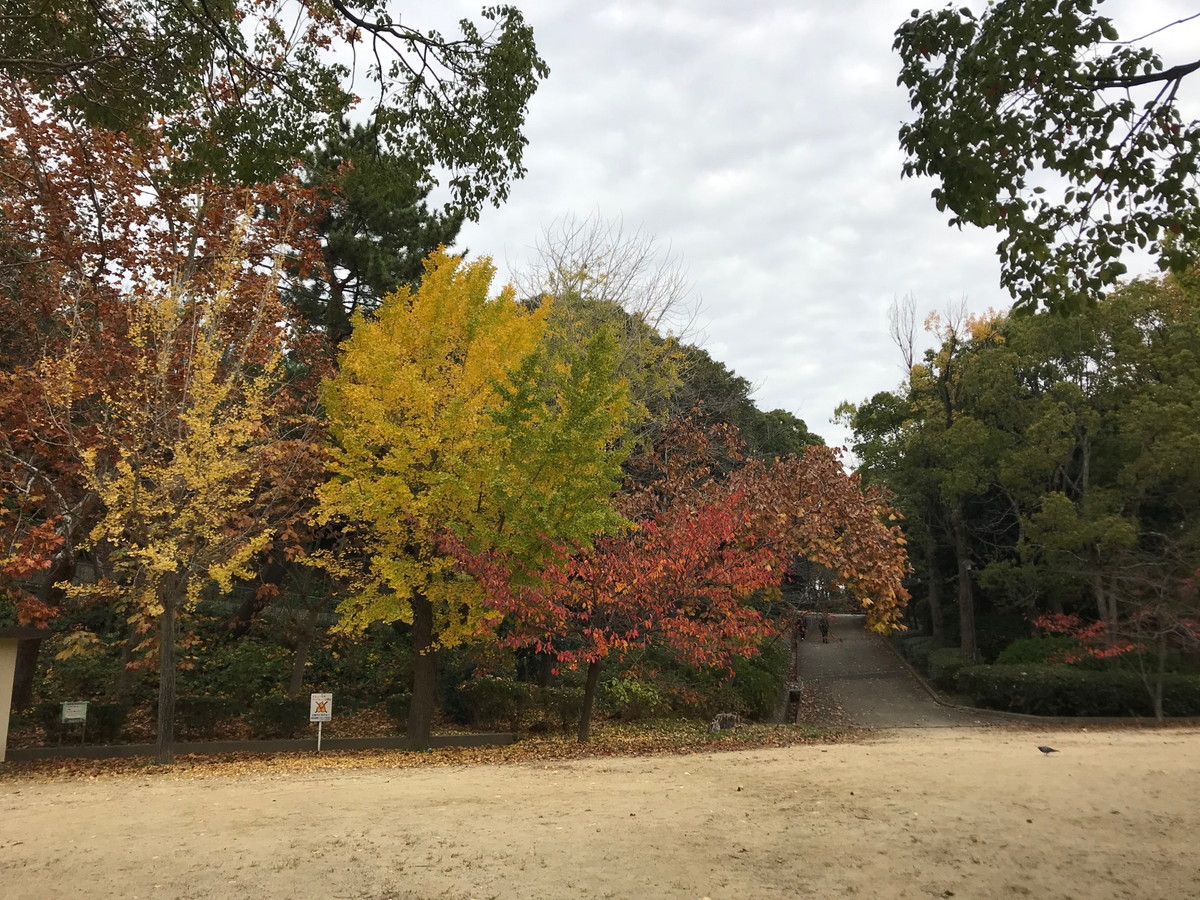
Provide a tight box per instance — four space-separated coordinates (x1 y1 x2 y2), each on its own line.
61 701 88 723
309 693 332 723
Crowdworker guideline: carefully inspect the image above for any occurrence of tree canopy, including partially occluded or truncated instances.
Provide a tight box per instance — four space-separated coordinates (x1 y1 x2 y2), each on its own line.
896 1 1200 312
842 274 1200 664
3 1 549 207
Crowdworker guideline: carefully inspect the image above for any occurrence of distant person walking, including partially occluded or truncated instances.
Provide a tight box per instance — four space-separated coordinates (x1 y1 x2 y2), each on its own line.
818 612 830 643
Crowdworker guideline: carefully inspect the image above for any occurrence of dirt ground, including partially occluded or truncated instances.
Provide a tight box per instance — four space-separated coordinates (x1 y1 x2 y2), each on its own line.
2 726 1197 900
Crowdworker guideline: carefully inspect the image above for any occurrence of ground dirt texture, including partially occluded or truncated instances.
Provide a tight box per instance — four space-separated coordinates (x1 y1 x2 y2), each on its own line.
3 726 1198 899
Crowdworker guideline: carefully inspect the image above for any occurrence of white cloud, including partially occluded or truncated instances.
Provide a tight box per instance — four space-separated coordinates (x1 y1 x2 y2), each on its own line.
407 0 1200 447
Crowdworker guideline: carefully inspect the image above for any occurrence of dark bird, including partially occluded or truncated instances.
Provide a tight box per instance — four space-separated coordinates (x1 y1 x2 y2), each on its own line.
1037 745 1059 754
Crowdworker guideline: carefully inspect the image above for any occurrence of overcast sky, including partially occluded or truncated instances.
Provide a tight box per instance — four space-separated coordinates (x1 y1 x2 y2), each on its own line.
410 0 1199 447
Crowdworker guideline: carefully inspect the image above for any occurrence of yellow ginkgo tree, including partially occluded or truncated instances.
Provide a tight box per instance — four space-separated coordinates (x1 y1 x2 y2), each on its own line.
52 238 301 764
316 249 633 745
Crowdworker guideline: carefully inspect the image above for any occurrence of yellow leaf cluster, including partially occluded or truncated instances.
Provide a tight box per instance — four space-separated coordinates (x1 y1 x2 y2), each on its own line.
318 250 551 639
64 230 284 620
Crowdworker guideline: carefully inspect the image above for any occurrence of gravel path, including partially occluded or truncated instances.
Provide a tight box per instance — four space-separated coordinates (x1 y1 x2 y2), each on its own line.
799 615 1002 727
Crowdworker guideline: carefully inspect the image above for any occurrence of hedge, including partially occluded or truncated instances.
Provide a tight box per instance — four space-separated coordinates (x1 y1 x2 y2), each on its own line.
385 692 411 727
995 637 1085 667
172 696 242 737
538 685 584 730
900 636 936 671
955 665 1200 717
601 678 664 721
927 648 969 691
32 700 127 743
457 676 532 728
248 695 310 738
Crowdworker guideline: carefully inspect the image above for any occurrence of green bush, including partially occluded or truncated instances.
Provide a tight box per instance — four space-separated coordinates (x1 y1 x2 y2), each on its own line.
457 676 531 729
248 695 310 738
664 678 742 720
88 702 128 743
385 692 411 727
955 665 1200 717
974 613 1033 663
601 678 664 721
33 701 69 743
31 700 127 744
731 643 788 721
41 649 118 700
307 627 411 706
190 641 290 703
927 647 969 690
996 637 1085 667
168 696 242 738
901 636 936 671
538 685 584 730
0 592 18 628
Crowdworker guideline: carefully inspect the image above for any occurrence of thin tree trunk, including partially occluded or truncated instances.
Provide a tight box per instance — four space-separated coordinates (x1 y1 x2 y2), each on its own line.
577 660 602 743
287 604 322 696
1153 633 1166 722
155 594 178 765
228 560 287 637
951 504 977 663
1089 553 1114 626
536 652 553 689
112 617 142 702
11 554 76 709
926 541 946 647
406 593 437 749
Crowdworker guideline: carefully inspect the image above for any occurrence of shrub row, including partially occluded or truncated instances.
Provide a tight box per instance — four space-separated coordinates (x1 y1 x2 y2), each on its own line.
927 648 969 691
32 700 127 743
955 665 1200 717
27 695 314 743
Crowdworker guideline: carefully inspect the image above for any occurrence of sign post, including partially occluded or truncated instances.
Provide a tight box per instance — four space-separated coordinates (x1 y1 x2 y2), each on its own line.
61 701 88 745
309 692 332 751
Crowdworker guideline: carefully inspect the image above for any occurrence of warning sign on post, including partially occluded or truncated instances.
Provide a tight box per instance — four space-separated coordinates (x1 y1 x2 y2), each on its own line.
309 693 332 723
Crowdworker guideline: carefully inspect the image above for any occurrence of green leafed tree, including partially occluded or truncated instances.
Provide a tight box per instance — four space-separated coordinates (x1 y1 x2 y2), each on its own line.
315 249 633 746
3 1 548 204
844 276 1200 662
286 122 465 346
895 1 1200 312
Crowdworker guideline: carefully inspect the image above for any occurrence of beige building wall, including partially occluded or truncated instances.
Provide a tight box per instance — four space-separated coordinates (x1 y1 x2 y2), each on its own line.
0 638 18 763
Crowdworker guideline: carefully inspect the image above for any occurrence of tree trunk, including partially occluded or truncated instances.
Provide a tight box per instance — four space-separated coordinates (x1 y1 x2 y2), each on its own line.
228 560 288 637
406 593 437 749
951 504 977 663
577 660 603 743
112 617 142 702
1153 632 1166 722
155 595 178 765
926 541 946 647
287 604 322 697
11 553 76 709
536 652 553 689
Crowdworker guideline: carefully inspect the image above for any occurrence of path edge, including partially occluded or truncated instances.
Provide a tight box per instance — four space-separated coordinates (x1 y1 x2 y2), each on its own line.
878 635 1200 727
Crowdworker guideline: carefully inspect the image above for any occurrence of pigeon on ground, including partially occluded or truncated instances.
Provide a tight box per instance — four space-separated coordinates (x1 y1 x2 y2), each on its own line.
1037 745 1059 754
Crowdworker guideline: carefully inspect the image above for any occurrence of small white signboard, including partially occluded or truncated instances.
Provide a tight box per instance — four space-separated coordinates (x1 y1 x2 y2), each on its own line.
309 693 332 723
61 701 88 724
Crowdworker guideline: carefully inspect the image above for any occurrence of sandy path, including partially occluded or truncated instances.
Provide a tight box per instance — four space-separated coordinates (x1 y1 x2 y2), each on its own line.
3 726 1197 899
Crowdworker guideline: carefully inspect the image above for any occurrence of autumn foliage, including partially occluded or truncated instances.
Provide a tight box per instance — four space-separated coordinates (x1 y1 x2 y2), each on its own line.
2 42 914 758
451 421 910 740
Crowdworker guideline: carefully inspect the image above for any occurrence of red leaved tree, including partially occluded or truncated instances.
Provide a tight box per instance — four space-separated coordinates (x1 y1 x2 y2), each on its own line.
452 420 911 741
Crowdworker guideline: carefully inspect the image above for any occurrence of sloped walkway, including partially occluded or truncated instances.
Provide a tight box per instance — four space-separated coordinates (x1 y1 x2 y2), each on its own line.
798 614 1002 728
